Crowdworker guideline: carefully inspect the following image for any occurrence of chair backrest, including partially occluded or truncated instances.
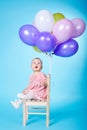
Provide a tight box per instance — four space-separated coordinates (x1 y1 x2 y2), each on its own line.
47 74 50 104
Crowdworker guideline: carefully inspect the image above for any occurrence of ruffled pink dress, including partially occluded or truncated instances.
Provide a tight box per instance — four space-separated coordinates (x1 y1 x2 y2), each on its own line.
25 72 47 100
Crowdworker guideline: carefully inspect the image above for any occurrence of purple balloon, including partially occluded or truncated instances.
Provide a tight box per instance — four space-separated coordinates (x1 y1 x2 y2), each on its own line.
54 39 79 57
19 24 40 46
71 18 86 38
36 32 56 52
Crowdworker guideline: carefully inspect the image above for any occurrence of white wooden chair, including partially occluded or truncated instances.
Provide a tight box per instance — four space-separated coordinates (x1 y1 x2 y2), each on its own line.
23 74 50 127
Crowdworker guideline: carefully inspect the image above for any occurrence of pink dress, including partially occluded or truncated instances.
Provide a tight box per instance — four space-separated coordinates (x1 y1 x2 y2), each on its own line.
26 72 47 100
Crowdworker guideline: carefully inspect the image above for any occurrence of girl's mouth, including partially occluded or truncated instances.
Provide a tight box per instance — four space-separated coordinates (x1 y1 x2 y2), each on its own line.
35 66 38 68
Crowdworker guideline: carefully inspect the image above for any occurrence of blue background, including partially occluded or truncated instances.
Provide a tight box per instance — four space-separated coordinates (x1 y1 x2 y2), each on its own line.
0 0 87 130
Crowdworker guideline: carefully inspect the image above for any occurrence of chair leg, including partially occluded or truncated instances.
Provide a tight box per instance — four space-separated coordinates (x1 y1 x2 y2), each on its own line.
46 106 49 127
26 106 28 121
23 103 27 126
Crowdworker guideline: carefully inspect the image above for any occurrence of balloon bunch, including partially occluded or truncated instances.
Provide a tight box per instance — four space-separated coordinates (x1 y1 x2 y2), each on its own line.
19 10 86 57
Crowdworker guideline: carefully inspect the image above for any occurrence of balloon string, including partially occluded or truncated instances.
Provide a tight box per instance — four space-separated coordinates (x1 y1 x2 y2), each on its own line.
49 55 52 74
45 53 53 74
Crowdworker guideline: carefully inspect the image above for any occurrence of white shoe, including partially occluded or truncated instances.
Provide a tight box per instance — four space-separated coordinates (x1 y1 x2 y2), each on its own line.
10 100 21 109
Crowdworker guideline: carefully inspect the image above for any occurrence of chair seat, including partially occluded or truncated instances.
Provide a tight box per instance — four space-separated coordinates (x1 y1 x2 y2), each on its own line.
25 99 47 106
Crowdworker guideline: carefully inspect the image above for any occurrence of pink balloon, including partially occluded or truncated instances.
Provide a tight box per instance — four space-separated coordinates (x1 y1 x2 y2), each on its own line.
71 18 86 38
53 19 74 43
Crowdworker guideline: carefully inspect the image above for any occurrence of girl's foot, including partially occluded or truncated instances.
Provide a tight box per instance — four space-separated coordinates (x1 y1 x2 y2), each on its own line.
10 100 22 109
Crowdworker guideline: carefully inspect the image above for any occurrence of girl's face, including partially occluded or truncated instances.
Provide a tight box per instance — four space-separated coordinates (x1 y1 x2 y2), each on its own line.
31 59 42 72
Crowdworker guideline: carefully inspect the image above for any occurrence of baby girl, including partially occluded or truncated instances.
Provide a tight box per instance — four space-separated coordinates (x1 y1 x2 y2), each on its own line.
11 58 47 109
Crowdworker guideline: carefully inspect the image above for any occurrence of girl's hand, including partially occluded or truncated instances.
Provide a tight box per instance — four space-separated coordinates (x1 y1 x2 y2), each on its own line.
23 88 28 94
41 81 47 87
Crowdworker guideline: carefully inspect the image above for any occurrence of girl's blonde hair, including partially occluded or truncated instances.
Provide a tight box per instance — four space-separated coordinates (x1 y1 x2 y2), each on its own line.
32 57 42 65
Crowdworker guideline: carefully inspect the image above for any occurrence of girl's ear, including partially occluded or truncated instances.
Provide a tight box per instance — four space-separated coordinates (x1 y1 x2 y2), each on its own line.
41 65 43 69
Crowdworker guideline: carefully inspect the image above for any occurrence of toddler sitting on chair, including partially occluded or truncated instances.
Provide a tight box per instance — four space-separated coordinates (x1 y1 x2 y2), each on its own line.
11 58 47 109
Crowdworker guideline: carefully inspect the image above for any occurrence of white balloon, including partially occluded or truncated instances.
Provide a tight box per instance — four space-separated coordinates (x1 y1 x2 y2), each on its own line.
34 10 54 32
